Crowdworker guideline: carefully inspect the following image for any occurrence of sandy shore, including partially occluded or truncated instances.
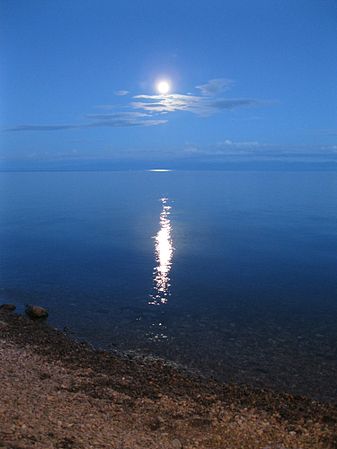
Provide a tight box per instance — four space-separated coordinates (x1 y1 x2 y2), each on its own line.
0 308 336 449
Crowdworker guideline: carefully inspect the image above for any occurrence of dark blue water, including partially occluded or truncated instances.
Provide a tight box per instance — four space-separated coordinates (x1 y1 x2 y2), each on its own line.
1 170 337 401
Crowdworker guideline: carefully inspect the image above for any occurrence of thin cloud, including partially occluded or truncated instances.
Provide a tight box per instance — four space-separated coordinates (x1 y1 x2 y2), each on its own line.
5 115 167 132
183 140 337 157
132 93 260 116
5 124 81 131
85 117 167 128
4 77 266 132
114 90 129 96
132 77 262 116
132 94 202 113
85 112 150 120
196 78 233 96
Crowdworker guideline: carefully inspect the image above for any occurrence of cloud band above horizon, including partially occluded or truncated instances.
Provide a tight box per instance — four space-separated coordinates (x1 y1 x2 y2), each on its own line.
3 77 265 133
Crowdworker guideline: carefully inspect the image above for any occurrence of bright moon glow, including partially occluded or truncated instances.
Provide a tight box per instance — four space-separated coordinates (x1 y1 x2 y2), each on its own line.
157 80 170 94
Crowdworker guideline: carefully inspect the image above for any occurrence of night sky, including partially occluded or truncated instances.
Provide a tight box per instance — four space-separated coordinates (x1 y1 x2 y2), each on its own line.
1 0 336 169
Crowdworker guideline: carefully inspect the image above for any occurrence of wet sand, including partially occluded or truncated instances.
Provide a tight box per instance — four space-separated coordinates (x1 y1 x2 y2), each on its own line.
0 308 336 449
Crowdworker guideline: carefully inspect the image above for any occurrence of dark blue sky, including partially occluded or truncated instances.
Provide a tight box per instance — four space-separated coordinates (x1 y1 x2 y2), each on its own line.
1 0 336 169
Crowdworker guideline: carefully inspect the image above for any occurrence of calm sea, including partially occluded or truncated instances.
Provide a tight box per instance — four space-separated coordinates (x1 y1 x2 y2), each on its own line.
1 170 337 401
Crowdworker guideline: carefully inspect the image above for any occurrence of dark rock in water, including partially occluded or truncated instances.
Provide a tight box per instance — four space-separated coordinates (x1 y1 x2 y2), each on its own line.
25 305 48 319
0 303 16 312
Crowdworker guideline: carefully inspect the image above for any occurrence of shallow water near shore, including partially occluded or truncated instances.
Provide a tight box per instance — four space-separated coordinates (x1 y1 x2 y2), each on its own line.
1 170 337 401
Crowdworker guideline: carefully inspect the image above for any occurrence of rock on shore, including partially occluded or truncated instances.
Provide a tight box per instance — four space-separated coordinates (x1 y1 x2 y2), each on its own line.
0 303 16 312
25 304 48 319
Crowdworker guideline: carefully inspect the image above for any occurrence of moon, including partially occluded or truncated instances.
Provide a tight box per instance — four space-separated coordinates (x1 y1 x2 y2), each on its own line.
157 80 170 95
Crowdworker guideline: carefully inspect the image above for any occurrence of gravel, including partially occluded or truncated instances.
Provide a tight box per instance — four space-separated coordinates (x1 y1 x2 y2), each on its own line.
0 308 336 449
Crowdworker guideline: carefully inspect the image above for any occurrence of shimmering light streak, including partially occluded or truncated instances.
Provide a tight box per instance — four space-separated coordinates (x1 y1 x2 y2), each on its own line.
149 197 174 305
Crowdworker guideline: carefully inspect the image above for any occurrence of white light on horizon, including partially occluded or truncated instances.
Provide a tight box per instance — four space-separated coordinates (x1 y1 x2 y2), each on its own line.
148 169 172 172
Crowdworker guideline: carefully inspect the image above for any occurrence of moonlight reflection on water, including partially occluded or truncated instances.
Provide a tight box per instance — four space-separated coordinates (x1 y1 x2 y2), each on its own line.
149 197 174 306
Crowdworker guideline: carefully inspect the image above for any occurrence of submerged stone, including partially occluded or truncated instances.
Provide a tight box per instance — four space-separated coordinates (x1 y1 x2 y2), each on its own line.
25 305 48 319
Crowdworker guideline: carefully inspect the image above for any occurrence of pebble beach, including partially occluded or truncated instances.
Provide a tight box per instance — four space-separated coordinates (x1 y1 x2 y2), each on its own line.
1 306 337 449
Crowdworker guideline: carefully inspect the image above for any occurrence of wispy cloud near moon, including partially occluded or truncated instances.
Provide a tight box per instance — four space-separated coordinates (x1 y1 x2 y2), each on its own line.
131 77 262 116
132 94 260 116
4 77 265 132
196 78 234 96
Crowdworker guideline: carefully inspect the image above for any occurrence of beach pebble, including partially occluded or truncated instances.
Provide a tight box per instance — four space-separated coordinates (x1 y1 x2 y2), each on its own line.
0 320 9 329
25 305 48 319
172 438 182 449
0 304 16 312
